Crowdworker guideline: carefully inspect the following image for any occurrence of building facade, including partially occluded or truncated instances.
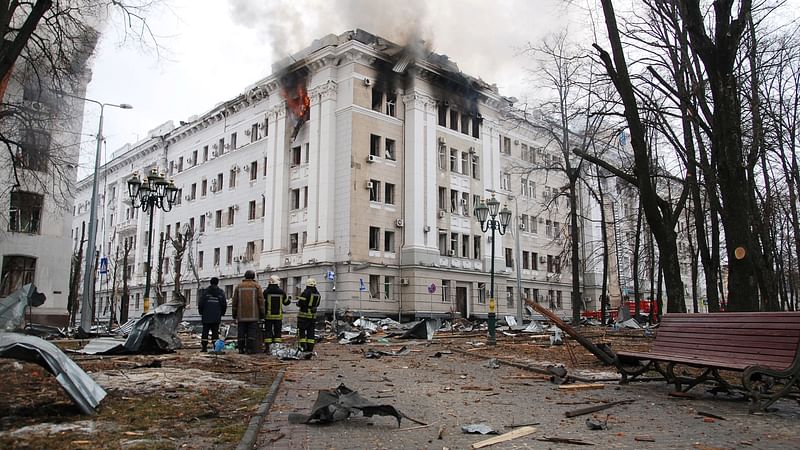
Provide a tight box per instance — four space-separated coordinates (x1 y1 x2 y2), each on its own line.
73 30 604 323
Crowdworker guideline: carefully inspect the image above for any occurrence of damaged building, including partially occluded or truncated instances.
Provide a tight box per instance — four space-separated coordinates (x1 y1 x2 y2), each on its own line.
71 29 658 323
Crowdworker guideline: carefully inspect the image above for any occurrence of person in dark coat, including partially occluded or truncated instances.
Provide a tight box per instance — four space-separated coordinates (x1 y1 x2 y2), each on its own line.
296 278 321 352
198 277 227 352
262 275 290 354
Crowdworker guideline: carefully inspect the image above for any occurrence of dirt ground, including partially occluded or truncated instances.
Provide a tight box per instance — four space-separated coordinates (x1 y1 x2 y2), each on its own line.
0 325 649 449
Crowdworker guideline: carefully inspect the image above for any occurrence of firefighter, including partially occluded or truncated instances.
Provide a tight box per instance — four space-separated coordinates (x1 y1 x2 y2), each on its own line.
296 278 321 352
262 275 290 354
232 270 264 354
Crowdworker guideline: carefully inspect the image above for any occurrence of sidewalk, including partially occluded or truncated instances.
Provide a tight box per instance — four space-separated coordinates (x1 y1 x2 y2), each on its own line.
256 341 800 449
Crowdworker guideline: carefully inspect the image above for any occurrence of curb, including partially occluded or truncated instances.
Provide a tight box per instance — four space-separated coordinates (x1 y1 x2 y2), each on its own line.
236 367 286 450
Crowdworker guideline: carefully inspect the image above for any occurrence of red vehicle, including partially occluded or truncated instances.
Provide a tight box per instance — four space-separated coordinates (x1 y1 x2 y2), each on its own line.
582 299 658 321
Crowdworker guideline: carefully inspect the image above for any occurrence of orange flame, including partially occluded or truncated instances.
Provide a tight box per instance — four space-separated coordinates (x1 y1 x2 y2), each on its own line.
282 82 310 121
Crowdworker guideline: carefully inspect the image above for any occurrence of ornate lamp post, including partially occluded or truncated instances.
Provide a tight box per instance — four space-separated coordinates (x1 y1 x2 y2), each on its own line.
127 168 178 314
475 194 512 345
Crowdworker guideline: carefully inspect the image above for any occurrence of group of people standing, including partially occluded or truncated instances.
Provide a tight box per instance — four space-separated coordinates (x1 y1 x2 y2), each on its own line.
197 270 320 354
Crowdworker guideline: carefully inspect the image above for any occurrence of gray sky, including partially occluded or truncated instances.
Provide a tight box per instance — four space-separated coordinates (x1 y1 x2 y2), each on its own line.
78 0 580 178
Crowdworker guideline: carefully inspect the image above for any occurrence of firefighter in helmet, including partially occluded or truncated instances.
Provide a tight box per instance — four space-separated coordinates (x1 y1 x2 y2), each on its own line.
296 278 321 352
262 275 290 354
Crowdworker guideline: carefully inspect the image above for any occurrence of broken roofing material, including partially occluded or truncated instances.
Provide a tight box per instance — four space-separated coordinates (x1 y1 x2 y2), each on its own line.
0 332 107 415
395 318 440 340
363 346 410 359
288 383 403 427
0 283 46 331
124 302 185 353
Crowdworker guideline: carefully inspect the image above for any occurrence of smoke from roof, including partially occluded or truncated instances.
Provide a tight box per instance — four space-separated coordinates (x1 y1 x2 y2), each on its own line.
226 0 577 98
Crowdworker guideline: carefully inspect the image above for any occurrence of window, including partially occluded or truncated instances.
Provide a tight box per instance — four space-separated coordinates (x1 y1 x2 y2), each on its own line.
478 282 486 304
438 104 447 126
199 215 206 233
546 220 553 237
213 248 220 266
227 206 235 225
175 189 183 205
461 234 470 258
472 117 480 138
449 148 458 172
226 245 233 265
522 251 530 269
385 92 396 117
303 186 308 208
461 192 470 215
441 280 450 302
184 289 192 306
369 227 380 251
384 230 395 252
289 233 299 253
229 168 237 188
261 196 265 217
383 276 394 299
15 130 50 172
533 288 540 303
215 210 222 228
191 150 198 166
291 146 301 166
177 157 184 172
449 110 458 131
461 152 469 175
507 286 514 307
368 180 380 202
201 179 207 196
187 183 195 201
505 247 513 268
450 189 458 213
263 120 269 137
369 274 380 298
230 132 237 150
218 138 225 154
438 231 447 255
203 145 209 162
531 217 538 234
460 114 470 135
245 241 256 260
472 155 481 180
263 157 268 176
385 138 396 161
547 254 554 272
438 146 447 170
384 183 395 205
198 251 204 269
556 291 563 308
532 252 539 270
249 161 258 180
500 172 511 190
554 256 562 274
0 255 36 297
372 88 382 111
248 200 257 220
473 236 481 260
290 189 300 210
225 285 234 299
250 123 259 142
216 173 223 191
438 187 447 211
8 192 43 233
503 136 511 155
450 233 459 256
370 134 381 157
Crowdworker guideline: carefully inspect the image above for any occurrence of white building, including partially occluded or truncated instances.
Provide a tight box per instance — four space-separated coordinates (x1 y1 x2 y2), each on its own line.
73 30 603 323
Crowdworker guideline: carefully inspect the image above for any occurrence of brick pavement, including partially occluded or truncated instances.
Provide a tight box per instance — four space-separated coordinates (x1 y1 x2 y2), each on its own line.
254 341 800 449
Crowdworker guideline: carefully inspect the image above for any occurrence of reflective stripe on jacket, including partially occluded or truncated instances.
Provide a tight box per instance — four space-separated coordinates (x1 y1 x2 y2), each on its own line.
297 287 321 320
263 284 289 320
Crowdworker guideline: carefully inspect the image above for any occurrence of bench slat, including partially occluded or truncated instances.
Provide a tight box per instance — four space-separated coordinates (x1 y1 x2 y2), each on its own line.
656 321 800 332
617 351 751 370
654 336 799 353
651 344 796 366
656 330 800 344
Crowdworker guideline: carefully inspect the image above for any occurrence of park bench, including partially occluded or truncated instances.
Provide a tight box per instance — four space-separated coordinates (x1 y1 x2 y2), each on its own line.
615 312 800 413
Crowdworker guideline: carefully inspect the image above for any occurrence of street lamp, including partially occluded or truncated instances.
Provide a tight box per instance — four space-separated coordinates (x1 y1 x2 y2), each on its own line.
127 168 179 314
77 98 133 334
475 194 512 345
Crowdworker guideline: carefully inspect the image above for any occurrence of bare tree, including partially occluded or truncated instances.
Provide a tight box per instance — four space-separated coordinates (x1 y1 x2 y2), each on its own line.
67 220 85 327
170 226 193 304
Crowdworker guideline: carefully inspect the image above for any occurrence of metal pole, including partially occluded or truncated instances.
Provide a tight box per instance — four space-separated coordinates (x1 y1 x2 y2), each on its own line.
514 205 523 325
79 105 104 333
488 221 496 346
143 201 155 314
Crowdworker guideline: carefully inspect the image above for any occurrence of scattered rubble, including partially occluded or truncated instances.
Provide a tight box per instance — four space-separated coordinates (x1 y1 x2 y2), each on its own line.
288 383 404 426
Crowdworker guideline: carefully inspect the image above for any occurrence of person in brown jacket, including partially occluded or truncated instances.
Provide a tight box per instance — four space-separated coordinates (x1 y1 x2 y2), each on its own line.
232 270 264 354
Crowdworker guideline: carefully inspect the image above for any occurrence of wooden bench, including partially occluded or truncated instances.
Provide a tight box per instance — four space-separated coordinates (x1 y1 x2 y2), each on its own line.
616 312 800 413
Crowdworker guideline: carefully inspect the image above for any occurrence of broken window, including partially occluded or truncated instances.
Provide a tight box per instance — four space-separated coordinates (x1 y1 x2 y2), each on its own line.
449 110 458 131
369 274 380 298
0 255 36 297
450 189 459 213
472 117 480 139
450 233 459 256
506 286 514 307
385 138 396 161
291 146 302 166
471 155 480 180
370 134 381 157
384 230 395 252
368 180 380 202
461 192 470 216
383 276 393 299
438 187 447 211
438 146 447 170
477 283 486 304
289 233 299 253
385 92 396 117
8 191 43 234
460 114 470 135
15 129 50 172
450 148 458 172
384 183 395 205
438 103 447 126
461 152 469 175
371 88 383 112
369 227 380 251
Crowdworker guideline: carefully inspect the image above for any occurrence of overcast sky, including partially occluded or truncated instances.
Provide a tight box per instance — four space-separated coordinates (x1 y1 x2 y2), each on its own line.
76 0 585 178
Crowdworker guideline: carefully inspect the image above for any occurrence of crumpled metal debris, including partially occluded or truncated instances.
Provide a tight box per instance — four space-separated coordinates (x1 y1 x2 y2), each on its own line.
72 337 128 355
338 330 368 344
397 318 440 340
0 284 46 331
124 302 185 353
619 318 642 329
504 316 517 327
354 317 379 332
363 345 409 359
271 343 313 360
586 415 609 430
461 423 498 434
546 364 574 385
0 332 107 415
288 383 403 426
484 358 500 369
522 321 544 333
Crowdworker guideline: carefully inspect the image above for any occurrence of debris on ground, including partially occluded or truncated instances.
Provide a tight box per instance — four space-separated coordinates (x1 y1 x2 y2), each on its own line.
338 330 368 344
124 302 185 353
461 423 498 435
565 399 635 418
538 436 594 446
271 343 313 360
483 358 500 369
471 426 537 449
354 317 379 332
394 318 440 340
0 332 106 414
288 383 404 426
363 346 409 359
585 415 608 430
0 284 46 331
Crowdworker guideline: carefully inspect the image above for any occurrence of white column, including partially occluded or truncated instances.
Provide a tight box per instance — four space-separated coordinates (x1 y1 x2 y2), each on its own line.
263 104 288 267
305 80 337 259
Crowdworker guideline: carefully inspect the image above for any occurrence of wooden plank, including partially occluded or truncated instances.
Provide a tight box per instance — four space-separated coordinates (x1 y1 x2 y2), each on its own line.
652 344 797 363
564 399 634 417
657 322 800 331
653 341 798 357
663 312 800 320
655 331 800 345
471 426 537 449
557 383 605 391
